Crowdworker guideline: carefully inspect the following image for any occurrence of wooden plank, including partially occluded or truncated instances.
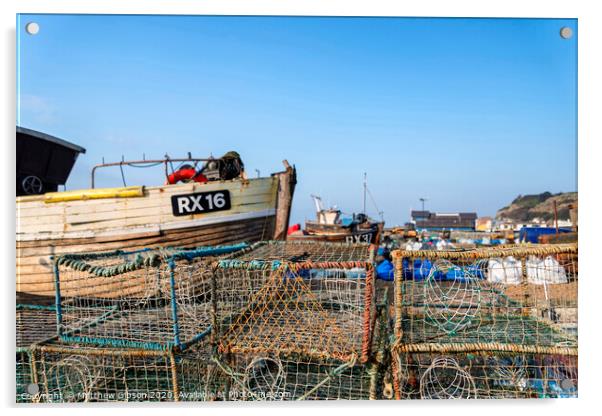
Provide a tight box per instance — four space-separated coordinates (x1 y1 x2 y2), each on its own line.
16 213 268 249
16 216 275 297
17 183 277 218
17 206 275 241
17 183 275 222
15 177 277 216
273 164 296 240
16 218 274 259
19 190 275 229
16 216 274 267
16 182 277 232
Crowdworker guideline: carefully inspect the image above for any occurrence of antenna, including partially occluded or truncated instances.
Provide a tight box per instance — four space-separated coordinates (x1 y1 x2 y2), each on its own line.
310 194 324 213
363 172 367 215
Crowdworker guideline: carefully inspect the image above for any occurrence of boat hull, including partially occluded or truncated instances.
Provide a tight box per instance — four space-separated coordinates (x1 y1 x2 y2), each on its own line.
288 221 383 244
17 167 296 301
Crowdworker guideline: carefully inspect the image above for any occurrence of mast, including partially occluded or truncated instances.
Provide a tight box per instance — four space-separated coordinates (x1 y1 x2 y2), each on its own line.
363 172 367 215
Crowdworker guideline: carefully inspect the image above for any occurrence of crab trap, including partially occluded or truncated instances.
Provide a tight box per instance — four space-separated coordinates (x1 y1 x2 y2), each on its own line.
392 345 578 399
389 243 578 399
210 258 384 400
53 243 248 351
392 244 578 346
225 240 374 263
212 241 375 340
16 304 61 403
28 340 216 403
210 352 374 401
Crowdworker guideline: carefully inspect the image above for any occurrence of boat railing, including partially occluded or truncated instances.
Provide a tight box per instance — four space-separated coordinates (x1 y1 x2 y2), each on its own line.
90 156 226 188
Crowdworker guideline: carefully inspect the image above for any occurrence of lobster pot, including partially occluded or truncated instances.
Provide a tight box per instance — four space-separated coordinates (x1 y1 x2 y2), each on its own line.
392 244 578 346
393 347 578 399
213 241 374 345
55 244 247 351
17 304 60 347
16 304 62 403
211 352 373 401
224 240 374 263
17 349 33 403
211 260 379 400
29 341 213 403
216 261 375 361
213 241 374 323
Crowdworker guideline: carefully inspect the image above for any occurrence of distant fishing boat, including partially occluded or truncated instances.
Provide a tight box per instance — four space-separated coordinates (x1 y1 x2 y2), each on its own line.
288 194 383 244
16 127 296 301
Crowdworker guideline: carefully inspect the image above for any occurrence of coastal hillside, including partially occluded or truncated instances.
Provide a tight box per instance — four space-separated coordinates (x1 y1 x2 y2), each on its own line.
496 192 577 222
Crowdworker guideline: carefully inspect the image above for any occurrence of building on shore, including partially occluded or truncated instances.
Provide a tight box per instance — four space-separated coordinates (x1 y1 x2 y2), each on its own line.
410 210 477 231
475 216 493 232
494 218 573 232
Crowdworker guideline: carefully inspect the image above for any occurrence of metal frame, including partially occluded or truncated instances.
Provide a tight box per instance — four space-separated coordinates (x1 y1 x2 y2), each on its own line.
90 156 226 188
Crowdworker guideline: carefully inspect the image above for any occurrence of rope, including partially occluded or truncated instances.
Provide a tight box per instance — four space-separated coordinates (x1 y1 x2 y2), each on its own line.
169 348 181 402
210 355 262 401
54 243 249 277
361 266 374 363
16 304 56 311
392 243 577 261
33 344 167 357
295 354 358 400
58 335 173 351
392 342 577 356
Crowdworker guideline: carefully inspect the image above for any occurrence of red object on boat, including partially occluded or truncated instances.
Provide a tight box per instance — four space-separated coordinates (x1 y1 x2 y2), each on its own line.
167 167 208 184
287 223 301 235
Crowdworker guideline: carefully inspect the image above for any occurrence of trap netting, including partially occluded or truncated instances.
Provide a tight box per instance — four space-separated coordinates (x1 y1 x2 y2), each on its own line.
390 243 578 399
392 347 577 399
209 352 374 401
17 304 59 349
392 244 578 346
211 260 378 400
222 240 374 263
212 241 374 343
16 304 60 403
29 340 214 402
54 243 248 351
217 261 375 361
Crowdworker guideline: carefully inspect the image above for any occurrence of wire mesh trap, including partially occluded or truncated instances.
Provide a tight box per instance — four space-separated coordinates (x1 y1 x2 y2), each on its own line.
16 304 60 403
216 261 375 362
212 241 375 346
392 244 578 346
392 347 578 399
17 304 59 349
210 352 374 401
16 240 579 402
390 244 578 399
209 257 380 401
54 244 248 351
222 240 374 263
28 340 214 403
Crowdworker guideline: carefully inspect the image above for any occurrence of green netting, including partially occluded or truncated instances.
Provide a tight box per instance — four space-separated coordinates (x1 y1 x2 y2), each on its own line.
54 244 248 351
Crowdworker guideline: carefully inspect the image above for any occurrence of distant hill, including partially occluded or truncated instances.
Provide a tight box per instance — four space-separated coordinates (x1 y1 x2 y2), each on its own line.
496 192 577 222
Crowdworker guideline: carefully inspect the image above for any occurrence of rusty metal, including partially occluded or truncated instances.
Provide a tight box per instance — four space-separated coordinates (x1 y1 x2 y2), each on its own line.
90 157 223 188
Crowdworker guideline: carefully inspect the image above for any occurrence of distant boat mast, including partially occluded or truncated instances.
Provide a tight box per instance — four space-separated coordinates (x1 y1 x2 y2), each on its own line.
363 172 367 215
363 172 384 222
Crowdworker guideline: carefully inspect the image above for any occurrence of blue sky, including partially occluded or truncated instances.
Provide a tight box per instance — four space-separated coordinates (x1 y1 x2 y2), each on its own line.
17 15 577 225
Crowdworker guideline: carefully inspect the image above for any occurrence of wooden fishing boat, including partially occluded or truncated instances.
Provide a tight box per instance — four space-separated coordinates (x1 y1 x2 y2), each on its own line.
287 195 382 244
16 147 296 302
